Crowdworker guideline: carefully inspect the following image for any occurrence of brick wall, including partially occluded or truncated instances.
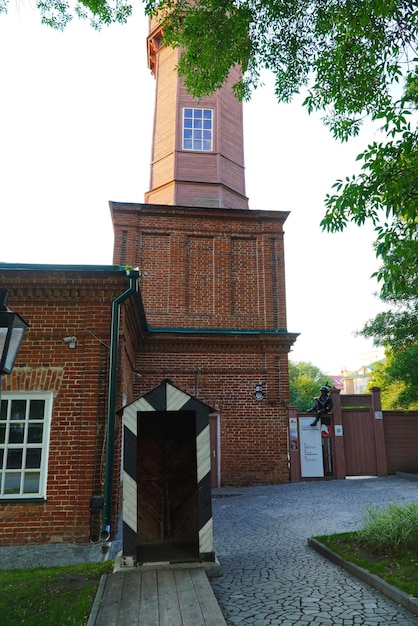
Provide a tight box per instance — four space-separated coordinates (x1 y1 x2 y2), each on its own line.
110 203 290 331
0 268 137 545
111 202 297 486
134 335 292 485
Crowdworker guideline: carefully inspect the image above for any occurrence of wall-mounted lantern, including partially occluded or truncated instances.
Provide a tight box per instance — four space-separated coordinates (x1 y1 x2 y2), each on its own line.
0 289 29 377
254 381 264 401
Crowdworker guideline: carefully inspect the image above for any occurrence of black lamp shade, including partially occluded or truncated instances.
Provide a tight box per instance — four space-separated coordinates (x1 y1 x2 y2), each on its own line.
0 310 29 375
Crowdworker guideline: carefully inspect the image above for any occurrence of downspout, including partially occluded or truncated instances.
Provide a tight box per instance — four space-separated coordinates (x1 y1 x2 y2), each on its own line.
101 268 139 541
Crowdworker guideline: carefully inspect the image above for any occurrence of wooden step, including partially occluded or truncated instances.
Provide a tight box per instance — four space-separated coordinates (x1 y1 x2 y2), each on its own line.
88 568 226 626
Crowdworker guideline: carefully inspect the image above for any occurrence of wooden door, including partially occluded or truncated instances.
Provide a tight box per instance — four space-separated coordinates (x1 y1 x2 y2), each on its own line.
342 409 378 476
136 411 199 563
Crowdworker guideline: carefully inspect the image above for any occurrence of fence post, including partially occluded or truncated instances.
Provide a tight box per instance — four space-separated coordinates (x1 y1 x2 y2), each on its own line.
370 387 388 476
331 389 346 479
288 406 301 482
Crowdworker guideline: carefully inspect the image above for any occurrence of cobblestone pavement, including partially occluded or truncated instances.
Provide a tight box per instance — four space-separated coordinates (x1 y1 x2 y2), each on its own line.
210 476 418 625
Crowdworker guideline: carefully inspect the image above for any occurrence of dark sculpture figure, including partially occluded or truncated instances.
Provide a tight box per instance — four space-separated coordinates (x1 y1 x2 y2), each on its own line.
307 385 333 426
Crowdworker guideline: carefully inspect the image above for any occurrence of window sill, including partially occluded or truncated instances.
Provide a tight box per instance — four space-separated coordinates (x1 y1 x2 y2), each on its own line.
0 498 46 504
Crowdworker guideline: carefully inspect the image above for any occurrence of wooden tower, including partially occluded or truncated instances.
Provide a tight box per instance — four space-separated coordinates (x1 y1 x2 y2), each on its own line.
145 17 249 209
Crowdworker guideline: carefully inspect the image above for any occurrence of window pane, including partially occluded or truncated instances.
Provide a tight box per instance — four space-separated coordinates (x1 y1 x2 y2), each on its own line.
7 449 23 469
24 472 40 494
4 472 20 494
10 400 26 421
203 141 212 151
0 449 3 466
195 119 202 129
184 118 192 128
184 108 192 117
29 400 45 420
26 448 41 469
0 400 6 420
194 109 202 118
0 423 5 444
203 110 212 119
9 423 24 444
28 424 43 443
184 139 192 149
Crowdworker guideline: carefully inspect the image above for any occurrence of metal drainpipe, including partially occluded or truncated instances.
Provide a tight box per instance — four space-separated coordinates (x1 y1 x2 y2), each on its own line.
101 269 139 541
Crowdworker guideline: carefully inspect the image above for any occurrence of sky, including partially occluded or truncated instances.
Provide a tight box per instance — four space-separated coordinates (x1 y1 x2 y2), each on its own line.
0 4 386 374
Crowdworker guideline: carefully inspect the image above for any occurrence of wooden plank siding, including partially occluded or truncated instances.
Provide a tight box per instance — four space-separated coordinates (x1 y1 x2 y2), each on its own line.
384 411 418 474
88 568 226 626
145 20 248 209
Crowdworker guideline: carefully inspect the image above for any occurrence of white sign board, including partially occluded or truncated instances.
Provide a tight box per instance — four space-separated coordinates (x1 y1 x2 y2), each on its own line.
299 417 324 478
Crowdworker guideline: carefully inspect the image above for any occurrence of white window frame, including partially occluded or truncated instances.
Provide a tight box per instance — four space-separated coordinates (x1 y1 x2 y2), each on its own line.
0 392 52 500
182 107 213 151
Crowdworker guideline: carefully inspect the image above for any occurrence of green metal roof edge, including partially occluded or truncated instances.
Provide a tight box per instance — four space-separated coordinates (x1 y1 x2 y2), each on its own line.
0 262 133 273
148 326 289 335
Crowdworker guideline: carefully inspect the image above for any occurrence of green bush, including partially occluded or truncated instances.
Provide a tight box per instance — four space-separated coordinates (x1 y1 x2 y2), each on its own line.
359 502 418 555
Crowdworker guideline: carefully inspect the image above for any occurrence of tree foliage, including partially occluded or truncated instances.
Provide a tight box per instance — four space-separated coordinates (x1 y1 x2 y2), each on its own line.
289 360 331 412
367 352 418 410
1 0 133 29
361 290 418 409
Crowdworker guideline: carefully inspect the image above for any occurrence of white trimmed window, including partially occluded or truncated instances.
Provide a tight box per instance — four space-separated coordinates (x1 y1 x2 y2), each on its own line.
182 108 213 151
0 392 52 500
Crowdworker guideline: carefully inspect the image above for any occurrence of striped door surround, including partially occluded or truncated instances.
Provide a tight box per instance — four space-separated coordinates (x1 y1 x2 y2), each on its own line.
120 379 216 561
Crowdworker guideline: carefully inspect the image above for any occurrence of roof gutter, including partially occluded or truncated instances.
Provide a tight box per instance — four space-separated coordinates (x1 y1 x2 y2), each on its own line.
101 268 140 542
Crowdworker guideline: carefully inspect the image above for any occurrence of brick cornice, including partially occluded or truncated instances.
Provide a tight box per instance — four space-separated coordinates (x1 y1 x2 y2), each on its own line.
141 331 298 354
110 201 289 226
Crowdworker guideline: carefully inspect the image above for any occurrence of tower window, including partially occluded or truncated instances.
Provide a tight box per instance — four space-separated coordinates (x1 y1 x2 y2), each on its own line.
182 108 213 151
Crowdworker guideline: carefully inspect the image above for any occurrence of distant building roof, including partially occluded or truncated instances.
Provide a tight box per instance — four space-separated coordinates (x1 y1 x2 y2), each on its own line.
329 375 344 390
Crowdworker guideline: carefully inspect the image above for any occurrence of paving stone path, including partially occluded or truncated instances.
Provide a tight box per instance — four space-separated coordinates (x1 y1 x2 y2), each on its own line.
210 476 418 625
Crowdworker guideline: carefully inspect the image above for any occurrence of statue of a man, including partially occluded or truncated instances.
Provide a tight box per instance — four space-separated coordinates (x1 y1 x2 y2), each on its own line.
307 386 333 426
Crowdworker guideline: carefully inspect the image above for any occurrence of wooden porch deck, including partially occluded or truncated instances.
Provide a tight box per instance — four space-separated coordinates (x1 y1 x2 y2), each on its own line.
88 568 226 626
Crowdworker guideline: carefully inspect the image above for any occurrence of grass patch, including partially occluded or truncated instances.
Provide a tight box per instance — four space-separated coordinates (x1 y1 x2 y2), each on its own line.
315 532 418 597
361 502 418 554
314 502 418 598
0 560 114 625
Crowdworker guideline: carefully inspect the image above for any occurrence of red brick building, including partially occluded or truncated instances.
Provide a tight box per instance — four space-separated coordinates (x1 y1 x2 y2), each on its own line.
0 265 144 544
0 20 297 547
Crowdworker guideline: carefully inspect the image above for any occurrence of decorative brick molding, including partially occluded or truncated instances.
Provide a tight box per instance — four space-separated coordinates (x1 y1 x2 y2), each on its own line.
2 367 64 396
